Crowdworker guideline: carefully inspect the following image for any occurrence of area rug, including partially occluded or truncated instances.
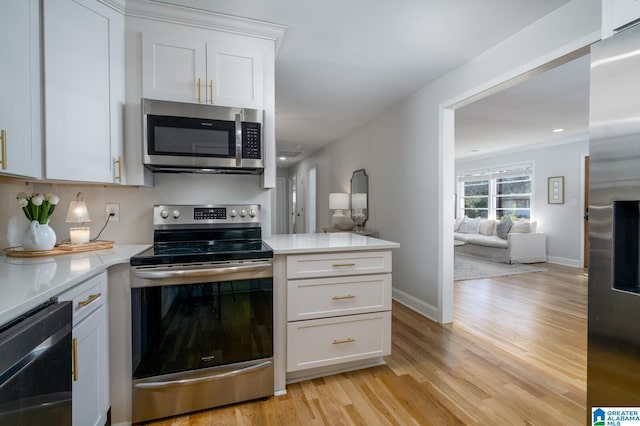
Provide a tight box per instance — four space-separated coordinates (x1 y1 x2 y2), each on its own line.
454 254 547 281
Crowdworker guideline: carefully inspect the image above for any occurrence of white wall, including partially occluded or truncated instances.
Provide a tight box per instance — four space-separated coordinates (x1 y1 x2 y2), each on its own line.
0 174 272 249
289 0 600 322
456 139 589 266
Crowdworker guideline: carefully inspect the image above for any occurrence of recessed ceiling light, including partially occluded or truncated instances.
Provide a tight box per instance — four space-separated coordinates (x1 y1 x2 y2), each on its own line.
279 156 286 161
552 128 564 133
471 149 480 153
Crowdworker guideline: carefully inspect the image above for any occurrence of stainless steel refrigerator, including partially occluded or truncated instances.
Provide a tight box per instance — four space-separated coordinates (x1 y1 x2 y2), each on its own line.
588 22 640 412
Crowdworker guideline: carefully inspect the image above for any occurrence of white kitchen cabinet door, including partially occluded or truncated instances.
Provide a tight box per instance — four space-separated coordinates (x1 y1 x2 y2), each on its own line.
59 271 109 426
142 32 206 103
612 0 640 31
206 33 265 109
72 304 109 426
0 0 42 178
141 31 264 109
43 0 124 183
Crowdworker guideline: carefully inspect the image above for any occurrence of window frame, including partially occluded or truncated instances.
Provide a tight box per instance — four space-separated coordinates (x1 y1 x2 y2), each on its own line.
457 162 534 221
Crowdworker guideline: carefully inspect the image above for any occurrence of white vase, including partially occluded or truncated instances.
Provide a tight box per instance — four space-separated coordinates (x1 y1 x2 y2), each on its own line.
22 220 57 251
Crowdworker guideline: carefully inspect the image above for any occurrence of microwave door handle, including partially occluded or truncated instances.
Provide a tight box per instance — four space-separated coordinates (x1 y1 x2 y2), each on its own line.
235 113 242 167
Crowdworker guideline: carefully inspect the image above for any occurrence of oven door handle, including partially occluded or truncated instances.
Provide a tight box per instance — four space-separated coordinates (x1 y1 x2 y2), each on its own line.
133 360 272 390
133 262 272 280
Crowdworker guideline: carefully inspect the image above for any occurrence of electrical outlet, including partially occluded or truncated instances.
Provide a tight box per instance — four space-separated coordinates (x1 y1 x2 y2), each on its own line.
106 203 120 222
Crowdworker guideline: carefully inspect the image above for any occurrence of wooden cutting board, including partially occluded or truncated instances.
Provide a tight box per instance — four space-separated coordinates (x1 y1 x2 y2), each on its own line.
3 240 114 258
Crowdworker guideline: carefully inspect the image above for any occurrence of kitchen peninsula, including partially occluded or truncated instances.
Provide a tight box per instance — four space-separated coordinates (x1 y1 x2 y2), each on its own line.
264 232 400 394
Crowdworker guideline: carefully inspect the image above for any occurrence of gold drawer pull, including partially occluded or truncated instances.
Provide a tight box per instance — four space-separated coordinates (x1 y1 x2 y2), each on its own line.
332 338 356 345
72 338 79 382
1 129 6 170
332 263 355 268
78 293 102 308
332 295 356 300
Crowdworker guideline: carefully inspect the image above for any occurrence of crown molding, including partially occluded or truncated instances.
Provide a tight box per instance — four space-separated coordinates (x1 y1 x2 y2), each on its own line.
98 0 126 13
124 0 287 51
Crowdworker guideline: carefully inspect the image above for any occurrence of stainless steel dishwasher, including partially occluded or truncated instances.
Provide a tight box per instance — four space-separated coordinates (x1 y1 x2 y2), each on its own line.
0 301 72 425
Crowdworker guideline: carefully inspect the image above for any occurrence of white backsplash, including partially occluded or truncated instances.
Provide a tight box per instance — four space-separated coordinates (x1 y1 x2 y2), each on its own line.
0 174 272 249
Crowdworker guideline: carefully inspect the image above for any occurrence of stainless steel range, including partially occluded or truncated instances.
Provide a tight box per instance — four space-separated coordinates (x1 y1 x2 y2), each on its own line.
129 204 273 424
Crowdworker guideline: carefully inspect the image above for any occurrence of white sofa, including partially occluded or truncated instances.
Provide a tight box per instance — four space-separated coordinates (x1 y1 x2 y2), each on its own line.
454 218 546 264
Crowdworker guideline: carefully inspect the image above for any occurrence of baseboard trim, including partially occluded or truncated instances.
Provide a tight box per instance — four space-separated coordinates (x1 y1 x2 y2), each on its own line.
547 256 581 267
392 288 439 323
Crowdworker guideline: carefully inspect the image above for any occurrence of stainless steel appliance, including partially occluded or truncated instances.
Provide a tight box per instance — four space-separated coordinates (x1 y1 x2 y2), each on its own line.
0 301 72 425
129 204 273 423
142 98 264 173
588 22 640 412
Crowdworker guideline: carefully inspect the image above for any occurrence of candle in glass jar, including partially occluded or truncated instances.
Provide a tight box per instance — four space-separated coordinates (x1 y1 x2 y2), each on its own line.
70 227 90 244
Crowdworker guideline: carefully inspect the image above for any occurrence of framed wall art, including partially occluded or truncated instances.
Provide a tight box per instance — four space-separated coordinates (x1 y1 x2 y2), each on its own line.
548 176 564 204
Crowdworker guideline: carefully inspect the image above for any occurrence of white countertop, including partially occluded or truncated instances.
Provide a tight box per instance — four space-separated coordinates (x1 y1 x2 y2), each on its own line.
264 233 400 255
0 244 149 327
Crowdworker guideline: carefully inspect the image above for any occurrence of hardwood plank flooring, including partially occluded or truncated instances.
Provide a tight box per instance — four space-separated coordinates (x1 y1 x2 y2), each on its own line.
146 263 587 425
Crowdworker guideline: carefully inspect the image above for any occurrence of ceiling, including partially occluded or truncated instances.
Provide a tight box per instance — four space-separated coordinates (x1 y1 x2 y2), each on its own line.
455 53 591 161
151 0 577 165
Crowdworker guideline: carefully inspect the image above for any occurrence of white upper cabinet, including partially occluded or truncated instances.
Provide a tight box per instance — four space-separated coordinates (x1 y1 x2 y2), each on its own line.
142 31 264 109
603 0 640 38
0 0 42 179
43 0 124 184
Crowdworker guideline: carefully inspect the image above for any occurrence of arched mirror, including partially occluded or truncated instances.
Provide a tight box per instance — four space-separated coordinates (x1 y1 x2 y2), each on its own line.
351 169 368 226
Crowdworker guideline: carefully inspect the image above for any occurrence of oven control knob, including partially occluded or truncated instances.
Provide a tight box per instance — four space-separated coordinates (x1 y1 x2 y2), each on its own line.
229 209 238 218
249 209 257 218
172 210 180 219
240 209 248 217
160 209 169 219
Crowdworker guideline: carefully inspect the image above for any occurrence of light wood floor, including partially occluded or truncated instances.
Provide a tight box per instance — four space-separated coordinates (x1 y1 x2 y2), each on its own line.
146 263 587 425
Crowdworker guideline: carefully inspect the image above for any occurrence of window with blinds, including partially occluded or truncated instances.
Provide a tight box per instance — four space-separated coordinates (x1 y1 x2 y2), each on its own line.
457 163 533 220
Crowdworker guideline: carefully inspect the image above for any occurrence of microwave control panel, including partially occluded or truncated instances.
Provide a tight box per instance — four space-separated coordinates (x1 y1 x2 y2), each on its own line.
242 122 262 159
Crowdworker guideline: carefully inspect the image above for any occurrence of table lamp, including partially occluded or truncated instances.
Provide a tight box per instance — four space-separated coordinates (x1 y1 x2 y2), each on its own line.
329 193 350 226
66 192 92 244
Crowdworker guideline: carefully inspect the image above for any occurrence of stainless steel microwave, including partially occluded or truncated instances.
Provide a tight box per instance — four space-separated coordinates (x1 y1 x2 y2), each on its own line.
142 98 264 173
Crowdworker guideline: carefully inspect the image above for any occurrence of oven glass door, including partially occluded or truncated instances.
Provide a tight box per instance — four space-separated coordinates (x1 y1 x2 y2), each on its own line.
147 115 236 158
131 278 272 380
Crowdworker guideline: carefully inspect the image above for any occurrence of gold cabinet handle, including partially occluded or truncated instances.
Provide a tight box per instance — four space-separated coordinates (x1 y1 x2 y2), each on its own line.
115 156 123 183
332 338 356 345
197 78 202 103
1 129 6 170
332 295 356 300
332 263 356 268
209 80 214 104
78 293 102 308
72 338 79 382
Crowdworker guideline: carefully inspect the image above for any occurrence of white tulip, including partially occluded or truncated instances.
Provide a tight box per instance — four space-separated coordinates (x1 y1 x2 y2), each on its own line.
31 195 44 206
17 192 28 200
18 198 28 208
49 195 60 205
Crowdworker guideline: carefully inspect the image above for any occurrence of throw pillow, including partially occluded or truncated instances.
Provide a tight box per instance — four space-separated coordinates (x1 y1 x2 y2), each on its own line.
510 220 530 233
457 216 480 234
479 219 495 236
496 216 513 239
454 216 464 232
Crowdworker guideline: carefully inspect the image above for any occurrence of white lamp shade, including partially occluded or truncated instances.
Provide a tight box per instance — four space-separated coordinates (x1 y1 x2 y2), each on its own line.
329 193 350 210
65 200 91 223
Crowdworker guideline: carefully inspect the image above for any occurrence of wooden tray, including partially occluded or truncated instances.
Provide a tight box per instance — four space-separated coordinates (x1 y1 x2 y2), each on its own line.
3 240 114 258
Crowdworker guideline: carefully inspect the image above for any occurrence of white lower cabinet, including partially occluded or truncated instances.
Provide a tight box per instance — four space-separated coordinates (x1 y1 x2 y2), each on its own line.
286 251 393 375
58 271 109 426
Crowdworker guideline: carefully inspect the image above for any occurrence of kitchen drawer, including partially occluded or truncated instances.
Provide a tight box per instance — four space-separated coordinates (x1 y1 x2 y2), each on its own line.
287 274 391 321
286 311 391 372
286 251 391 279
58 271 107 325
